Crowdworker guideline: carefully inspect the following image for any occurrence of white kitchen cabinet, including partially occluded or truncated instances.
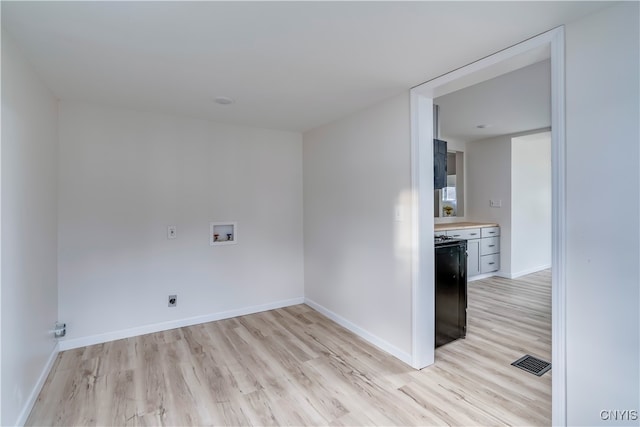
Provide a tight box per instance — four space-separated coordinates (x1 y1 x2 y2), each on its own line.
446 228 481 240
480 236 500 255
480 253 500 273
477 227 500 277
481 226 500 238
437 223 500 280
466 239 481 277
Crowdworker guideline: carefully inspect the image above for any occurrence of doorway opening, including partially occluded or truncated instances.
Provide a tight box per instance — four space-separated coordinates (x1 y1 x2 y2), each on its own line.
409 27 565 425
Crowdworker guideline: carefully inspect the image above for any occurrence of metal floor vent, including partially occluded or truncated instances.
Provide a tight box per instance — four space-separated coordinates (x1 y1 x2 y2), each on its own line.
511 354 551 376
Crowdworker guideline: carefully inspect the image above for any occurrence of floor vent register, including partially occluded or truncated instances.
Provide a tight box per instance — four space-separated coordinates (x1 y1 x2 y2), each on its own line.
511 354 551 376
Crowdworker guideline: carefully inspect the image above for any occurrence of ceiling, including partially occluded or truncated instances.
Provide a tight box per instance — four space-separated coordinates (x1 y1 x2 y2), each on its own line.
436 58 551 143
2 2 610 133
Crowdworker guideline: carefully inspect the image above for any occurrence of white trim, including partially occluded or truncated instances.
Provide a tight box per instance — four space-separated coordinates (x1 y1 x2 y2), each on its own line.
468 272 498 282
304 298 413 366
549 26 567 427
15 343 59 426
410 92 435 369
497 264 552 280
58 297 304 351
410 26 566 422
412 29 561 98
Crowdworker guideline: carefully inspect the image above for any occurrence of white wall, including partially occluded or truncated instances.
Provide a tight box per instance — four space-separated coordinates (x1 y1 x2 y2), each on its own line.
511 131 551 276
466 129 552 278
1 34 59 426
303 92 413 362
466 134 512 274
58 103 304 345
565 3 639 425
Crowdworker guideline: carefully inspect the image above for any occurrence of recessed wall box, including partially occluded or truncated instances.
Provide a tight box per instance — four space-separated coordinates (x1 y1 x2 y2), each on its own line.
210 222 237 246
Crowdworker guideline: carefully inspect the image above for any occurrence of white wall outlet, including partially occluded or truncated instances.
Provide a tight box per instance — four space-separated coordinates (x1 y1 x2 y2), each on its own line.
168 225 177 239
490 200 502 208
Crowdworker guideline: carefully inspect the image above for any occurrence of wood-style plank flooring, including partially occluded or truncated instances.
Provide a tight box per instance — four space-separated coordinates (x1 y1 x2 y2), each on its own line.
27 270 551 426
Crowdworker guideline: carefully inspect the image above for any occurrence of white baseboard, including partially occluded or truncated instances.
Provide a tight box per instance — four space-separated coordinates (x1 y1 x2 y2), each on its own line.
497 264 551 279
304 298 412 366
58 297 305 351
468 272 497 282
15 342 59 426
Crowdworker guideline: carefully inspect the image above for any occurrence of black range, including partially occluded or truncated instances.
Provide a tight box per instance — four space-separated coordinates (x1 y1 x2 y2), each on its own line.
434 235 468 347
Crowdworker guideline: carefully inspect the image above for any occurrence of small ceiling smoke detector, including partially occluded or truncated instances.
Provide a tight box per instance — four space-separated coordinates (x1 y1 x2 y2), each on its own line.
476 124 492 129
214 96 234 105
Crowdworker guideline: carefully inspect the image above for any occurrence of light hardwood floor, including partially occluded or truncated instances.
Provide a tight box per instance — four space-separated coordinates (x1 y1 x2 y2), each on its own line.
27 270 551 426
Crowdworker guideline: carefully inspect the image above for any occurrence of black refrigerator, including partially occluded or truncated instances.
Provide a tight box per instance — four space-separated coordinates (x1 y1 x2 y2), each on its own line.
434 238 468 347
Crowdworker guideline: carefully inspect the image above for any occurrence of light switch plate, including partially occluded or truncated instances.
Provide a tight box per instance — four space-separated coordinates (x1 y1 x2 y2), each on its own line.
394 206 404 221
168 225 177 239
490 200 502 208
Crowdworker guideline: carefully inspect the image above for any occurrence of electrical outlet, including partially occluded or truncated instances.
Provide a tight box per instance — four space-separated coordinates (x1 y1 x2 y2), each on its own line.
54 322 66 338
168 295 177 307
168 225 177 239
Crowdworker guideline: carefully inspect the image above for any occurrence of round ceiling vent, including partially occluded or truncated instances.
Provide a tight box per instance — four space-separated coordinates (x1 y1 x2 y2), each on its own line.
214 96 234 105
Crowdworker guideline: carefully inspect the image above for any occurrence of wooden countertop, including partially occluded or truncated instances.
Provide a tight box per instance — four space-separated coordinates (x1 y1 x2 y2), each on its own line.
434 222 499 232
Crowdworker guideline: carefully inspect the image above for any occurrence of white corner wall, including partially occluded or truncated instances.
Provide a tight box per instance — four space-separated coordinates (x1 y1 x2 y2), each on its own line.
57 102 304 346
303 92 413 363
511 132 551 277
466 129 553 278
565 3 639 425
1 34 59 426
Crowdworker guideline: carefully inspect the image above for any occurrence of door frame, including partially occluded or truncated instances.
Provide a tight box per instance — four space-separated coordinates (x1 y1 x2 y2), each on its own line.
409 26 566 425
